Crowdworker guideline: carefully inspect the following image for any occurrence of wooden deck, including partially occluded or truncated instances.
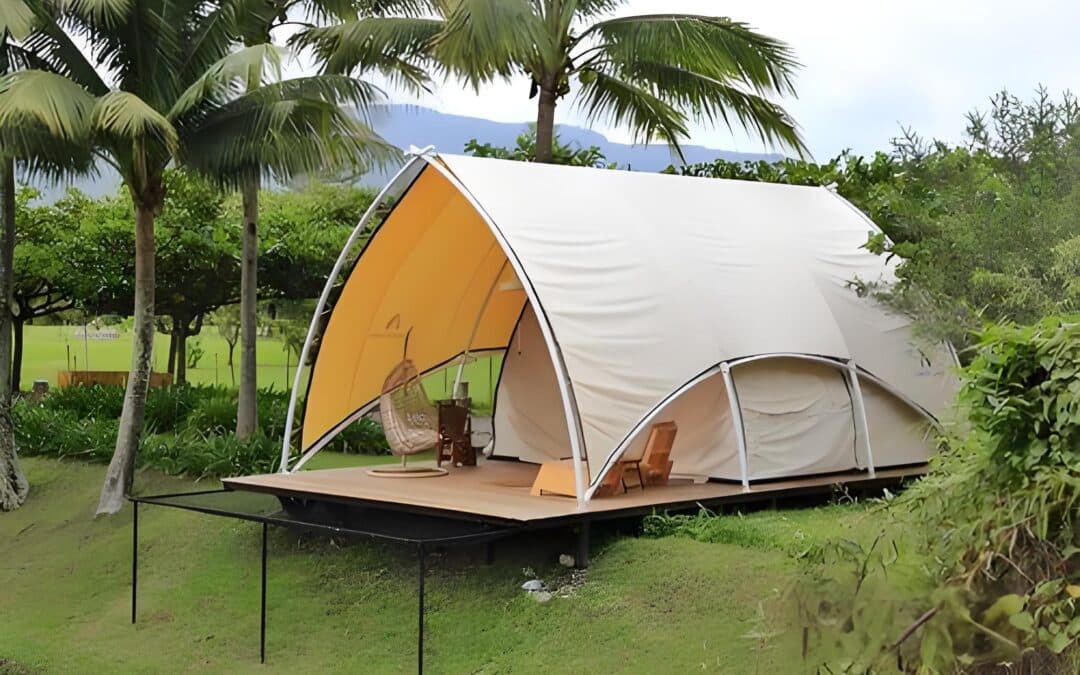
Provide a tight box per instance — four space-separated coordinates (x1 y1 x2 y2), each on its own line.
224 459 925 525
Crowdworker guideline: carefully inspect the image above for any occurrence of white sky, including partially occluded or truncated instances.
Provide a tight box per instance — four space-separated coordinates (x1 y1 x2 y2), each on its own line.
325 0 1079 160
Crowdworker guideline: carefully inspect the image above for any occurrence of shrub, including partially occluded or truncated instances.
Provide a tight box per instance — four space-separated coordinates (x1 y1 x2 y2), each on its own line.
141 431 279 478
335 417 391 455
13 402 117 463
792 316 1080 673
16 383 390 477
40 384 124 419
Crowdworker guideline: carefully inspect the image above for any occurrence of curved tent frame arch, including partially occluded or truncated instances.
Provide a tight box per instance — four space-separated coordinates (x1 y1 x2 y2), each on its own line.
279 151 591 507
583 351 945 502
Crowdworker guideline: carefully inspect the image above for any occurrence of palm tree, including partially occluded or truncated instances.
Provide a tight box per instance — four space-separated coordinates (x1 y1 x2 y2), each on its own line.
299 0 806 163
228 0 404 441
0 0 391 514
0 0 94 511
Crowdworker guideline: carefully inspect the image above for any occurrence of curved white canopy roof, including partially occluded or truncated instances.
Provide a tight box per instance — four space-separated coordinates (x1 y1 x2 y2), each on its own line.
286 152 958 505
437 154 955 465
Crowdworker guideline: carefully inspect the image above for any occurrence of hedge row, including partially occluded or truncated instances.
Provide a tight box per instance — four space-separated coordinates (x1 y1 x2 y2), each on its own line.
13 384 389 478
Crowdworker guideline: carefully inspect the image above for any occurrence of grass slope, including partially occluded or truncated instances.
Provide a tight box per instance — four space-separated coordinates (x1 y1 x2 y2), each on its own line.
0 458 878 673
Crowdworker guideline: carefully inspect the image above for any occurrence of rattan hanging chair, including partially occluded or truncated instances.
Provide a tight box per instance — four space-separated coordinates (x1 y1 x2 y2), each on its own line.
367 357 447 478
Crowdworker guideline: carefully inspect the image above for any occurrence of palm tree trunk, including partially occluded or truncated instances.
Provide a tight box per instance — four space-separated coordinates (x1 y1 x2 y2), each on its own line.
97 202 156 515
11 316 23 394
0 155 27 511
235 177 259 439
535 82 558 164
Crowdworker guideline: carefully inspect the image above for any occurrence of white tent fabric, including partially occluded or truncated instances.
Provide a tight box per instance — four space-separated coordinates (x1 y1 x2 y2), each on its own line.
289 152 958 502
438 154 957 488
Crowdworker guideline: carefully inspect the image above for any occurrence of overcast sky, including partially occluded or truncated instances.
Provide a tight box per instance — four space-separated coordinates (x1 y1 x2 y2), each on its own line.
355 0 1078 160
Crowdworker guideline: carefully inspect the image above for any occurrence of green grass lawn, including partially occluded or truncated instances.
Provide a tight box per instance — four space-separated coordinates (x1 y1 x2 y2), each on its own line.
23 325 502 410
0 457 885 674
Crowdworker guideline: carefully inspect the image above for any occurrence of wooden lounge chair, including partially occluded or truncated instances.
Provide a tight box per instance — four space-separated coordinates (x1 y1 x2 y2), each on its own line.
638 421 677 486
529 421 678 497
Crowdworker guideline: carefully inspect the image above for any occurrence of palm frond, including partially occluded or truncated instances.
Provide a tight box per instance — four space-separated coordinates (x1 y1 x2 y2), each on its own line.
18 5 110 94
0 70 95 140
0 0 36 41
183 84 397 187
617 61 806 156
1 42 53 72
168 43 284 120
581 14 798 97
294 17 441 93
568 0 625 19
574 69 688 154
66 0 136 30
354 0 439 16
91 89 179 156
433 0 543 88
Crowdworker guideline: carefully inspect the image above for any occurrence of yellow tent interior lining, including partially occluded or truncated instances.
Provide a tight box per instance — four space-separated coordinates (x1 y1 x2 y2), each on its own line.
302 166 528 450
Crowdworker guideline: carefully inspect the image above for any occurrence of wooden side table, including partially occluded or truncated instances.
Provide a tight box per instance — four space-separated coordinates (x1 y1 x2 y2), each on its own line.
437 398 475 467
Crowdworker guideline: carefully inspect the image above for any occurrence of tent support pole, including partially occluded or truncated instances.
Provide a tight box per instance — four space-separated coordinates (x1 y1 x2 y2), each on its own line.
280 157 426 472
453 259 509 395
846 361 876 477
260 522 268 664
720 363 751 492
131 500 138 624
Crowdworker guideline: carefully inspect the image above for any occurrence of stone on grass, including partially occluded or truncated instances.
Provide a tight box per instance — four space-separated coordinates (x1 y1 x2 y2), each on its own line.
521 579 545 592
531 591 553 604
558 554 575 568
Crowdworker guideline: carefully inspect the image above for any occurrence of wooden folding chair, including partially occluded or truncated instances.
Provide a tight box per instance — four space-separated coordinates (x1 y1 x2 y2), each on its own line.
638 421 678 487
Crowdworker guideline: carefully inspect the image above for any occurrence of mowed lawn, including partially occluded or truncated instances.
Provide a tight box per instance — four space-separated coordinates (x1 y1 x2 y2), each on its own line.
22 325 503 409
0 457 884 674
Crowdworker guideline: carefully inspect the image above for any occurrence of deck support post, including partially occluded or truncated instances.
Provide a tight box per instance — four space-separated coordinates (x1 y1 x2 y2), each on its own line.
131 500 138 624
574 521 590 569
417 543 426 675
260 522 268 664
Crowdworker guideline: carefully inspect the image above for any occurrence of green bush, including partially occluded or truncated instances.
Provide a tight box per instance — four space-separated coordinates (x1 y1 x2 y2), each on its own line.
40 384 124 419
792 316 1080 673
141 431 279 478
13 383 387 478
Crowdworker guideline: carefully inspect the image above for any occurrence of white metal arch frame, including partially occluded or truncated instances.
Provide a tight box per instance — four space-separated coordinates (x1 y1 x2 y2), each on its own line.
281 154 428 473
280 151 592 508
583 352 944 502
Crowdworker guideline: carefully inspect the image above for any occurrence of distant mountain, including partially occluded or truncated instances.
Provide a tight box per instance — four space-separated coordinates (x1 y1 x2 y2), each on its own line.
369 104 782 180
26 104 782 200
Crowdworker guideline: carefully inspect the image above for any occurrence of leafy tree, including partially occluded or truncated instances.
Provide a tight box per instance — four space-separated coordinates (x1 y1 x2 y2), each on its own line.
211 305 241 385
153 171 238 385
301 0 805 163
257 181 378 301
464 125 615 167
11 187 73 391
0 0 388 514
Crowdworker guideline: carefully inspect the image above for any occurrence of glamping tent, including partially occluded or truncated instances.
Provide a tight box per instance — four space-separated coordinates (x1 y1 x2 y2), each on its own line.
280 150 958 506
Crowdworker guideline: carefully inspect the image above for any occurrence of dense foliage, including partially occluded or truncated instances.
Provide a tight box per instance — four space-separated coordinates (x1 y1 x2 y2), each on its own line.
13 384 389 479
791 316 1079 673
464 127 615 168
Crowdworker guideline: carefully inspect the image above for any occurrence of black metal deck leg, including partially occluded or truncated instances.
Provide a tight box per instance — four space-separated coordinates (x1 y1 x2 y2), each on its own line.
575 521 590 569
417 543 426 675
131 500 138 624
260 522 268 664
